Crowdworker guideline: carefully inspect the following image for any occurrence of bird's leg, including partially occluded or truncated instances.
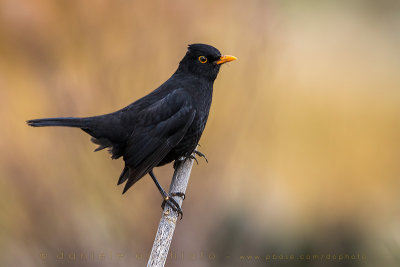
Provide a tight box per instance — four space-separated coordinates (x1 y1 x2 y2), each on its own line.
149 170 184 219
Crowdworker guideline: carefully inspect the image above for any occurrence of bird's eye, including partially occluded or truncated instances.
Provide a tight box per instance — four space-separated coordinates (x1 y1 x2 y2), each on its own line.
198 56 207 63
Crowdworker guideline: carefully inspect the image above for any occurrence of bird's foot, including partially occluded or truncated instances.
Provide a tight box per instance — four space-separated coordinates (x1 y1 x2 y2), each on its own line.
161 192 185 219
173 150 208 169
187 155 199 165
194 150 208 163
187 150 208 164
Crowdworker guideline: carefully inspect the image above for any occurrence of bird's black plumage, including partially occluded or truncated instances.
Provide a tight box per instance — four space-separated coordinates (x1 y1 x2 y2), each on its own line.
27 44 236 194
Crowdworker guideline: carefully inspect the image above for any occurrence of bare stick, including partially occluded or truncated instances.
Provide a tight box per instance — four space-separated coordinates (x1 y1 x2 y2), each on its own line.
147 157 194 267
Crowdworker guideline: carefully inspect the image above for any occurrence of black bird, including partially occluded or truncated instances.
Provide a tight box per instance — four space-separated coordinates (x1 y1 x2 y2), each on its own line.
27 44 236 216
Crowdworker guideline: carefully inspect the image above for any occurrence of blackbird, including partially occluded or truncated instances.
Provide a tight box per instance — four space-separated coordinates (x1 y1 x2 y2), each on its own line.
27 43 236 216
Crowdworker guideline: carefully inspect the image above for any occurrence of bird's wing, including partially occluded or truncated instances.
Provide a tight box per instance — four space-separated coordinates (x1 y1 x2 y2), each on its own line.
121 89 196 193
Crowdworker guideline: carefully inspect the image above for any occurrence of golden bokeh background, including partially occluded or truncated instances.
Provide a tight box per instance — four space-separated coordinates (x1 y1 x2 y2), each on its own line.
1 0 400 266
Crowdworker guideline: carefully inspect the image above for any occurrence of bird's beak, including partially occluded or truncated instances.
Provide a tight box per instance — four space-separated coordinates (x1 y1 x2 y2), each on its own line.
216 55 237 65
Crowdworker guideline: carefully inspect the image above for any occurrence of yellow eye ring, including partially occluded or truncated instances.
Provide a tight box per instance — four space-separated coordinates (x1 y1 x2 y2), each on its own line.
198 56 207 63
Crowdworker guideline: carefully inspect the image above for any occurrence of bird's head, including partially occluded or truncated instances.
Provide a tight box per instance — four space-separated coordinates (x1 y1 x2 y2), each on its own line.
177 44 237 81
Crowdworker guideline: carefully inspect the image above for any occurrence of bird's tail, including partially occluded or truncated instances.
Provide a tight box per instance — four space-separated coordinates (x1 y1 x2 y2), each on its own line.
26 117 91 128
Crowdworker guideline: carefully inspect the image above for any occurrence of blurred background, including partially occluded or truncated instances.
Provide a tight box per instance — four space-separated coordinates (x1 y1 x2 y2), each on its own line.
1 0 400 266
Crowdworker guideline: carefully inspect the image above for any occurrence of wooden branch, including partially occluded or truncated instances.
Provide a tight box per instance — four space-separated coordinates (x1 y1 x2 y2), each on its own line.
147 157 194 267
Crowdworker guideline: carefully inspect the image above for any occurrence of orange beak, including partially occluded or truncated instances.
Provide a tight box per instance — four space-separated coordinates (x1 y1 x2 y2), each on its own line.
216 55 237 65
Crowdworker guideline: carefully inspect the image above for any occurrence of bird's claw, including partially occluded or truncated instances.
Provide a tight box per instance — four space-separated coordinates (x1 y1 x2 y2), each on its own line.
194 150 208 163
187 155 199 165
161 192 185 219
173 150 208 169
172 192 186 200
